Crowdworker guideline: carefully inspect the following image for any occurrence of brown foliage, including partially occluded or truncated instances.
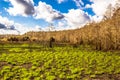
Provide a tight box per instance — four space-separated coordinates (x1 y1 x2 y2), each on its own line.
0 8 120 51
23 8 120 51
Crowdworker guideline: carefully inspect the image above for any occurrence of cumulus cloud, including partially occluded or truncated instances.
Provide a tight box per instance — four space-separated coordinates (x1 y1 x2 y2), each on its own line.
34 1 64 23
0 16 14 29
55 21 72 30
0 23 6 29
64 9 90 28
6 0 35 16
90 15 104 22
0 23 19 34
83 0 120 22
0 29 20 34
0 16 20 34
14 23 41 34
90 0 112 16
88 0 120 16
0 23 42 35
58 21 65 27
3 0 120 34
0 15 42 34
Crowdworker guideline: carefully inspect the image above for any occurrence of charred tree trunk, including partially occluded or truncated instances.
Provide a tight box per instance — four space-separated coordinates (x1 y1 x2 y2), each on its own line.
49 37 55 48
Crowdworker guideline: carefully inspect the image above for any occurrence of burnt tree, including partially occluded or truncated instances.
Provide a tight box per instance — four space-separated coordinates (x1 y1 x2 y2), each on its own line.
49 37 55 48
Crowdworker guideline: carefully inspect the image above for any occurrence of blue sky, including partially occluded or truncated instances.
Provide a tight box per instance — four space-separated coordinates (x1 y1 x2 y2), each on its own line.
0 0 118 34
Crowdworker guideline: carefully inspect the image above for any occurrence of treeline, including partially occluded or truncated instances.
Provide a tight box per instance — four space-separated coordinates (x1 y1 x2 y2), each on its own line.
24 8 120 51
7 36 30 42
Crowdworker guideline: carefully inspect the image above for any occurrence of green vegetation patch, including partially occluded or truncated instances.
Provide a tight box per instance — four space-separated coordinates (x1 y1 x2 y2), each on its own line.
0 44 120 80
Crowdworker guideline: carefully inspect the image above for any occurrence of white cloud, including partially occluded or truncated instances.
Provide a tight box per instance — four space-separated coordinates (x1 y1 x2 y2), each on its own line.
2 0 120 34
57 0 66 4
0 16 20 34
34 1 64 23
34 25 42 31
85 4 91 8
90 0 111 16
0 29 19 35
90 15 103 22
5 0 64 22
55 21 72 30
64 9 90 28
84 0 120 22
0 15 42 34
14 23 41 34
73 0 84 9
58 22 65 27
89 0 120 16
6 0 35 16
56 0 68 4
0 16 14 28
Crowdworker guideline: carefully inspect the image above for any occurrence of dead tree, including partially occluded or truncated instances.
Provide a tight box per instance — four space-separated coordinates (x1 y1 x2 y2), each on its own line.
49 37 55 48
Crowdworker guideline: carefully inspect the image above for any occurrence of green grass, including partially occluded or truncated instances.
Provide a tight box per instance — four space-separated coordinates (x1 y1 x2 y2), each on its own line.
0 43 120 80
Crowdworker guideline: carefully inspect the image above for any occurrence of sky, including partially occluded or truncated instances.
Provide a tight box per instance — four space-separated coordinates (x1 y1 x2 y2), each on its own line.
0 0 119 34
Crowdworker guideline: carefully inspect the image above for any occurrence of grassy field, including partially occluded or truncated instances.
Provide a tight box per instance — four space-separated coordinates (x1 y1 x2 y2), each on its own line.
0 43 120 80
